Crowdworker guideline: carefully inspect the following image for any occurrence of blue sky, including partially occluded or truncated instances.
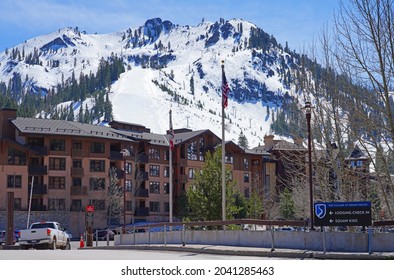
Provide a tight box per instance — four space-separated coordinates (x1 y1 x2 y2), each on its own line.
0 0 339 52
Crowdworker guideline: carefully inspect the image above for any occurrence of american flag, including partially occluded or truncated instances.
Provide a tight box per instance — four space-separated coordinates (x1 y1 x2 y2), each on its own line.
222 66 229 108
169 109 174 150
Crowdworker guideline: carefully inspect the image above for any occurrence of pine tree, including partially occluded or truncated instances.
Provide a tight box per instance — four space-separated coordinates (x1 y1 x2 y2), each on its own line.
238 131 249 149
189 75 195 95
187 149 241 222
279 188 295 220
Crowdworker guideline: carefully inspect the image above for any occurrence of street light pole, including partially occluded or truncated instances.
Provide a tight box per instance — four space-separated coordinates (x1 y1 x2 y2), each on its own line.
305 101 314 230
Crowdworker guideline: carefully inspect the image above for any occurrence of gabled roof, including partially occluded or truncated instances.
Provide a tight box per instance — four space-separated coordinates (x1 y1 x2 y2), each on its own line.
346 145 369 160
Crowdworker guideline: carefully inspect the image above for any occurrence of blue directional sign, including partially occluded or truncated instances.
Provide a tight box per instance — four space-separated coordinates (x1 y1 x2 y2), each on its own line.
314 201 372 227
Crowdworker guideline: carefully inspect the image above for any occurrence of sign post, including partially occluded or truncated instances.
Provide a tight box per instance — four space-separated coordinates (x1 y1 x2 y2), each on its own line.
314 201 372 227
85 205 94 247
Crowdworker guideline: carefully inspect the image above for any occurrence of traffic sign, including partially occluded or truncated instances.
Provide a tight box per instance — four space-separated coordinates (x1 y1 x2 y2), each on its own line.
86 205 95 213
314 201 372 227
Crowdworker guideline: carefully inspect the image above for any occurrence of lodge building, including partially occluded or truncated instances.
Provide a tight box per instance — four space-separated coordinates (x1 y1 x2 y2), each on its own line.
0 108 280 236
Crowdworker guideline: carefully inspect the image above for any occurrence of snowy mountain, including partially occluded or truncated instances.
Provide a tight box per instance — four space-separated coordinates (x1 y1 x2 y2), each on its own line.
0 18 305 148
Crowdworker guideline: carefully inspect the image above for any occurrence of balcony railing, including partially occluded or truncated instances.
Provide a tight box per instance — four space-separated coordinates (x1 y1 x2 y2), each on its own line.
30 146 47 156
110 151 123 160
71 148 85 157
28 184 47 195
30 205 46 211
136 171 149 181
28 165 47 175
135 188 149 197
180 175 188 183
136 154 149 164
70 186 88 196
71 167 84 177
135 207 149 216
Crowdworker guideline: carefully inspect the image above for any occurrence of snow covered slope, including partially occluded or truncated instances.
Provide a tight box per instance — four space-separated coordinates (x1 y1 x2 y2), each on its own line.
0 18 303 147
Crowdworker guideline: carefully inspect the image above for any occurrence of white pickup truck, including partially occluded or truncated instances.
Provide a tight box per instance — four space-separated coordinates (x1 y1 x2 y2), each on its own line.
18 221 71 250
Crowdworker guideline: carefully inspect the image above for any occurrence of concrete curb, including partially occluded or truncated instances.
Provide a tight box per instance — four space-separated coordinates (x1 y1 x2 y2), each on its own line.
79 244 394 260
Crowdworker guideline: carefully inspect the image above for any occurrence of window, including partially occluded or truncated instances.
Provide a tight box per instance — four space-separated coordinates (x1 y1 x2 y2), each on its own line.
225 153 234 164
252 159 260 166
89 199 105 210
244 172 250 183
7 175 22 188
244 187 250 198
229 171 233 181
73 159 82 168
70 200 82 211
8 148 26 165
199 138 205 161
244 158 249 169
50 139 65 151
48 177 66 189
89 178 106 190
149 165 160 177
264 175 270 199
72 142 82 150
164 166 169 177
48 199 65 211
164 202 170 212
49 157 66 170
163 182 169 194
90 142 105 154
187 141 197 160
149 201 160 212
188 168 195 179
126 201 133 211
90 160 105 172
125 180 132 192
28 137 44 146
125 162 132 174
149 181 160 194
149 148 160 159
14 198 21 210
72 177 82 186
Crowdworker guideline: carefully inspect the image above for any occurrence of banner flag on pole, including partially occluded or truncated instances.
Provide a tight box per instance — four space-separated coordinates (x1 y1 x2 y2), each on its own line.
222 65 229 108
169 109 174 150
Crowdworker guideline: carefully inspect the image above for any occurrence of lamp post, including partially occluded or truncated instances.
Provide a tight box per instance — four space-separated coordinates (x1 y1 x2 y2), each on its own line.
121 149 130 233
305 101 314 230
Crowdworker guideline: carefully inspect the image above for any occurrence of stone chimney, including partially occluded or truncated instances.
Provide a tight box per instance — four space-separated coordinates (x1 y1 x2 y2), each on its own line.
293 136 304 147
264 134 275 150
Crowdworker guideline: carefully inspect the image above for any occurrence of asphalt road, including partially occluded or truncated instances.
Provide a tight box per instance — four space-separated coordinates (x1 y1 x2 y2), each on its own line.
0 241 284 260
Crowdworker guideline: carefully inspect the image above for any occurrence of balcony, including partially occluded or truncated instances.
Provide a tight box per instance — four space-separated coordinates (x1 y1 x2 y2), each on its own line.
71 167 84 177
180 175 188 183
28 184 47 195
134 207 149 216
136 171 149 181
112 168 124 179
28 165 47 175
71 148 85 157
70 186 88 196
134 188 149 197
136 154 149 164
110 151 123 160
30 146 47 156
31 205 46 211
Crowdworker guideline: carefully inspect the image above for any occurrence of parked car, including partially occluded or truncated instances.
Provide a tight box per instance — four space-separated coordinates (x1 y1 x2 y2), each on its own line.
18 221 70 250
93 229 115 240
0 230 18 245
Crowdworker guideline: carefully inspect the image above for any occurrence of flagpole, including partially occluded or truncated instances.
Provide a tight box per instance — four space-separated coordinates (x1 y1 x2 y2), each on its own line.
169 109 173 225
221 62 226 224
